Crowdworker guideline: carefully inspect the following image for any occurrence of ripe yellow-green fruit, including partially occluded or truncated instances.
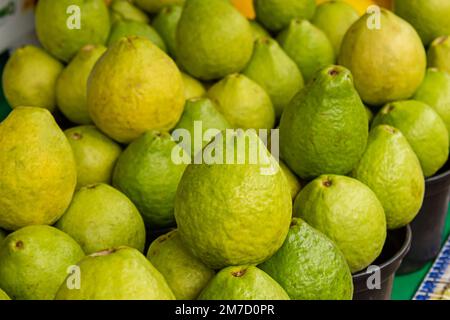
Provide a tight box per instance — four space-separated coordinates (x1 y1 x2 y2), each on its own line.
65 126 122 189
0 225 84 300
0 288 9 300
428 36 450 74
175 131 292 269
56 45 107 124
35 0 110 62
339 9 426 106
176 0 254 80
0 107 77 230
147 230 215 299
181 72 206 100
87 36 185 143
2 46 63 112
56 184 146 254
109 0 150 25
55 247 175 300
135 0 184 13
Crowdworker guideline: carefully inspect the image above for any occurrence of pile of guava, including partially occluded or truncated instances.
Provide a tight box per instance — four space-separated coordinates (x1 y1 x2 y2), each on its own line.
0 0 449 301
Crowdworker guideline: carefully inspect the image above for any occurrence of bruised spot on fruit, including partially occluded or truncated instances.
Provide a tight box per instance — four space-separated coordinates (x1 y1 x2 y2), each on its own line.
322 179 332 187
90 248 118 257
383 126 397 134
85 183 100 190
328 69 339 77
15 240 24 249
82 45 95 52
384 104 395 114
436 35 448 45
72 132 83 140
259 37 271 45
231 268 247 277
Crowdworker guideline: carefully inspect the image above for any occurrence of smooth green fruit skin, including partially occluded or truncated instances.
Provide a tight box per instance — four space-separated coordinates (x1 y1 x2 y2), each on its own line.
107 21 167 52
353 125 425 230
87 37 185 143
56 45 107 124
113 131 187 228
0 107 77 230
280 161 301 201
109 0 150 25
153 5 183 58
55 247 175 300
394 0 450 46
294 176 386 273
0 288 10 300
207 74 275 130
339 9 426 106
147 230 215 300
311 1 359 55
65 126 122 189
0 225 84 300
414 69 450 144
198 266 289 300
254 0 316 32
35 0 110 62
181 72 206 100
176 0 254 80
175 132 292 269
174 97 230 157
249 21 270 41
280 65 368 180
2 46 63 112
428 36 450 74
56 184 146 254
372 100 449 177
277 19 335 82
260 218 353 300
135 0 185 13
243 37 304 118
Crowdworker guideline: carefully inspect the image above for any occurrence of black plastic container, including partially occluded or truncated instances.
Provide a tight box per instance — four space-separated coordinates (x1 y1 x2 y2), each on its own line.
398 162 450 274
352 225 412 300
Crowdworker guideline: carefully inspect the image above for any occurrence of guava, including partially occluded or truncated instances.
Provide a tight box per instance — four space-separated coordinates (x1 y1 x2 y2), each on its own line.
249 21 270 41
372 100 449 177
428 36 450 74
207 74 275 130
243 37 304 118
87 36 185 143
113 131 187 228
109 0 150 25
353 125 425 230
0 225 84 300
0 108 77 230
176 0 254 80
55 247 175 300
198 266 289 300
175 131 292 269
413 69 450 145
107 21 167 52
294 175 387 273
56 184 146 254
277 19 335 82
339 9 426 106
0 288 10 300
181 72 206 100
35 0 110 62
260 218 353 299
56 45 107 124
311 1 359 55
153 4 183 58
135 0 185 14
254 0 316 32
147 230 214 299
2 45 63 112
174 97 230 156
279 161 301 201
65 126 122 189
279 65 368 180
394 0 450 46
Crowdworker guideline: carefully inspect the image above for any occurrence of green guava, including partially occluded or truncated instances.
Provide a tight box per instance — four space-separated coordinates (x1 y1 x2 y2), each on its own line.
135 0 185 14
260 218 353 300
428 36 450 74
198 266 290 300
2 46 63 112
0 225 84 300
107 21 167 52
147 230 215 299
294 175 387 273
153 4 183 58
109 0 150 25
181 72 206 100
